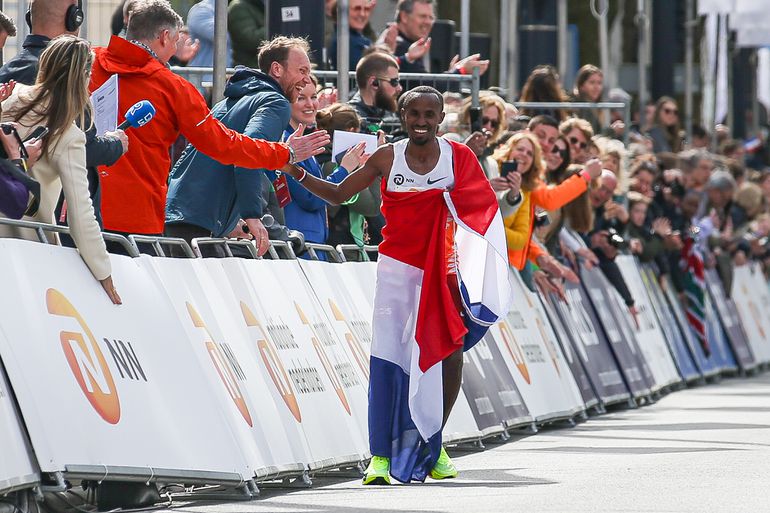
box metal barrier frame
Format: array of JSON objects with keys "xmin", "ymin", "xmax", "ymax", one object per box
[
  {"xmin": 127, "ymin": 235, "xmax": 196, "ymax": 258},
  {"xmin": 171, "ymin": 67, "xmax": 481, "ymax": 109},
  {"xmin": 0, "ymin": 218, "xmax": 138, "ymax": 257},
  {"xmin": 335, "ymin": 244, "xmax": 379, "ymax": 262},
  {"xmin": 191, "ymin": 237, "xmax": 259, "ymax": 259},
  {"xmin": 304, "ymin": 243, "xmax": 344, "ymax": 263}
]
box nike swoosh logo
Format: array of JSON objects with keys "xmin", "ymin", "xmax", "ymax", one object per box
[{"xmin": 426, "ymin": 176, "xmax": 446, "ymax": 185}]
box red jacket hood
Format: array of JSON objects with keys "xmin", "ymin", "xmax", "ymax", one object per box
[{"xmin": 94, "ymin": 36, "xmax": 167, "ymax": 78}]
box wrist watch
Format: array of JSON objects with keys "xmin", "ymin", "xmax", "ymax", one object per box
[{"xmin": 287, "ymin": 144, "xmax": 297, "ymax": 165}]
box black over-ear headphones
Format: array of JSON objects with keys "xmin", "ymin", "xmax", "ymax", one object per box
[{"xmin": 26, "ymin": 0, "xmax": 84, "ymax": 32}]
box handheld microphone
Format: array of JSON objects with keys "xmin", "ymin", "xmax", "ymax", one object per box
[
  {"xmin": 241, "ymin": 215, "xmax": 275, "ymax": 234},
  {"xmin": 117, "ymin": 100, "xmax": 156, "ymax": 130}
]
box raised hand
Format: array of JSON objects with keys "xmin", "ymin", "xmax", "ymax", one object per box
[
  {"xmin": 286, "ymin": 123, "xmax": 330, "ymax": 163},
  {"xmin": 341, "ymin": 142, "xmax": 368, "ymax": 171},
  {"xmin": 0, "ymin": 80, "xmax": 16, "ymax": 102},
  {"xmin": 406, "ymin": 37, "xmax": 431, "ymax": 63},
  {"xmin": 449, "ymin": 53, "xmax": 490, "ymax": 76}
]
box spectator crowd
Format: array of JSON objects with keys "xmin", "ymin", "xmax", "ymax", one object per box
[{"xmin": 2, "ymin": 0, "xmax": 770, "ymax": 343}]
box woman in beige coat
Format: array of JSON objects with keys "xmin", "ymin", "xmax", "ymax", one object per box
[{"xmin": 1, "ymin": 35, "xmax": 121, "ymax": 304}]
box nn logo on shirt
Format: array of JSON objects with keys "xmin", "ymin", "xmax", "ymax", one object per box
[{"xmin": 46, "ymin": 289, "xmax": 122, "ymax": 424}]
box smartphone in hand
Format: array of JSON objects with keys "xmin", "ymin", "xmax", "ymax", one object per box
[
  {"xmin": 469, "ymin": 107, "xmax": 482, "ymax": 133},
  {"xmin": 23, "ymin": 126, "xmax": 49, "ymax": 143},
  {"xmin": 500, "ymin": 160, "xmax": 518, "ymax": 178}
]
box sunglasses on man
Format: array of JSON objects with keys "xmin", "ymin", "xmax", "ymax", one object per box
[
  {"xmin": 569, "ymin": 136, "xmax": 588, "ymax": 150},
  {"xmin": 375, "ymin": 76, "xmax": 400, "ymax": 87}
]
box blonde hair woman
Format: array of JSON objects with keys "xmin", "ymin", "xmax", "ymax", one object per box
[
  {"xmin": 492, "ymin": 131, "xmax": 601, "ymax": 269},
  {"xmin": 1, "ymin": 35, "xmax": 121, "ymax": 304}
]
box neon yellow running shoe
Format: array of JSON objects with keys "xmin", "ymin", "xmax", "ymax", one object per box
[
  {"xmin": 362, "ymin": 456, "xmax": 391, "ymax": 485},
  {"xmin": 429, "ymin": 446, "xmax": 458, "ymax": 480}
]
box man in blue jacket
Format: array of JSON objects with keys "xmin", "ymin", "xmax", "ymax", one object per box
[{"xmin": 165, "ymin": 35, "xmax": 316, "ymax": 255}]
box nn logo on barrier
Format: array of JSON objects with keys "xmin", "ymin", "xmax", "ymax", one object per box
[
  {"xmin": 46, "ymin": 288, "xmax": 136, "ymax": 424},
  {"xmin": 240, "ymin": 302, "xmax": 302, "ymax": 423},
  {"xmin": 187, "ymin": 303, "xmax": 253, "ymax": 427}
]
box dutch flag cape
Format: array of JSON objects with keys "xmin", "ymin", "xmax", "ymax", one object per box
[{"xmin": 369, "ymin": 140, "xmax": 513, "ymax": 482}]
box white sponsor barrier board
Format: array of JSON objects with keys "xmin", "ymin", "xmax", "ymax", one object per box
[
  {"xmin": 731, "ymin": 264, "xmax": 770, "ymax": 364},
  {"xmin": 224, "ymin": 258, "xmax": 368, "ymax": 469},
  {"xmin": 0, "ymin": 346, "xmax": 37, "ymax": 493},
  {"xmin": 0, "ymin": 240, "xmax": 251, "ymax": 483},
  {"xmin": 487, "ymin": 271, "xmax": 585, "ymax": 422},
  {"xmin": 141, "ymin": 256, "xmax": 308, "ymax": 478},
  {"xmin": 300, "ymin": 259, "xmax": 483, "ymax": 444},
  {"xmin": 616, "ymin": 256, "xmax": 682, "ymax": 388}
]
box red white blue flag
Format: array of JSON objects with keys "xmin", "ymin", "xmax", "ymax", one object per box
[{"xmin": 369, "ymin": 141, "xmax": 512, "ymax": 482}]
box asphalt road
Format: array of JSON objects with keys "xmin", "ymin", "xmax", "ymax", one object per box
[{"xmin": 166, "ymin": 372, "xmax": 770, "ymax": 513}]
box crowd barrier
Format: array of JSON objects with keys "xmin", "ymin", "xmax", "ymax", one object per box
[{"xmin": 0, "ymin": 232, "xmax": 769, "ymax": 499}]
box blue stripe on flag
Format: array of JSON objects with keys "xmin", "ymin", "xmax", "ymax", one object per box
[{"xmin": 369, "ymin": 356, "xmax": 442, "ymax": 483}]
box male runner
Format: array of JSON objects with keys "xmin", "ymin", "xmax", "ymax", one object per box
[{"xmin": 281, "ymin": 86, "xmax": 512, "ymax": 484}]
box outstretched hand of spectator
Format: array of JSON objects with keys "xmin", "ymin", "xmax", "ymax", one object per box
[
  {"xmin": 0, "ymin": 80, "xmax": 15, "ymax": 102},
  {"xmin": 341, "ymin": 142, "xmax": 369, "ymax": 171},
  {"xmin": 449, "ymin": 53, "xmax": 490, "ymax": 76},
  {"xmin": 556, "ymin": 261, "xmax": 580, "ymax": 284},
  {"xmin": 584, "ymin": 158, "xmax": 602, "ymax": 180},
  {"xmin": 286, "ymin": 123, "xmax": 330, "ymax": 162},
  {"xmin": 610, "ymin": 120, "xmax": 625, "ymax": 137},
  {"xmin": 533, "ymin": 270, "xmax": 566, "ymax": 303},
  {"xmin": 99, "ymin": 276, "xmax": 122, "ymax": 305},
  {"xmin": 317, "ymin": 88, "xmax": 338, "ymax": 109},
  {"xmin": 406, "ymin": 37, "xmax": 431, "ymax": 63},
  {"xmin": 575, "ymin": 247, "xmax": 599, "ymax": 269},
  {"xmin": 651, "ymin": 217, "xmax": 672, "ymax": 237},
  {"xmin": 175, "ymin": 36, "xmax": 200, "ymax": 64},
  {"xmin": 628, "ymin": 304, "xmax": 640, "ymax": 330},
  {"xmin": 464, "ymin": 131, "xmax": 487, "ymax": 156},
  {"xmin": 381, "ymin": 23, "xmax": 399, "ymax": 53}
]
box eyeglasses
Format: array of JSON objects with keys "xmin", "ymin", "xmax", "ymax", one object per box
[
  {"xmin": 376, "ymin": 77, "xmax": 400, "ymax": 87},
  {"xmin": 482, "ymin": 117, "xmax": 499, "ymax": 129},
  {"xmin": 552, "ymin": 145, "xmax": 567, "ymax": 155},
  {"xmin": 569, "ymin": 136, "xmax": 588, "ymax": 150},
  {"xmin": 663, "ymin": 107, "xmax": 678, "ymax": 115}
]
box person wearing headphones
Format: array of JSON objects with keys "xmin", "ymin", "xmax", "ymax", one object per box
[
  {"xmin": 0, "ymin": 0, "xmax": 128, "ymax": 235},
  {"xmin": 349, "ymin": 50, "xmax": 402, "ymax": 135},
  {"xmin": 0, "ymin": 0, "xmax": 83, "ymax": 84}
]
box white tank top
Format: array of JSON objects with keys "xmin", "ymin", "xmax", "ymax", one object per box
[{"xmin": 386, "ymin": 137, "xmax": 455, "ymax": 192}]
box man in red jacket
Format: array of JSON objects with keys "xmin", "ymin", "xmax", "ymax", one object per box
[{"xmin": 89, "ymin": 0, "xmax": 327, "ymax": 243}]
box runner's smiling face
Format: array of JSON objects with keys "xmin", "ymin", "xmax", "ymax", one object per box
[{"xmin": 401, "ymin": 94, "xmax": 445, "ymax": 146}]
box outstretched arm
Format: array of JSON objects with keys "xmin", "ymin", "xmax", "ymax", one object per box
[{"xmin": 281, "ymin": 143, "xmax": 391, "ymax": 205}]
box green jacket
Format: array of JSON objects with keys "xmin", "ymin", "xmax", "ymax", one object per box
[{"xmin": 228, "ymin": 0, "xmax": 265, "ymax": 69}]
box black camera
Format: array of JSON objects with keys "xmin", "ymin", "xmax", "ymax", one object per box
[
  {"xmin": 0, "ymin": 123, "xmax": 28, "ymax": 160},
  {"xmin": 607, "ymin": 227, "xmax": 629, "ymax": 250}
]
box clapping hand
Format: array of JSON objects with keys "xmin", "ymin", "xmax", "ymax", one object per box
[{"xmin": 0, "ymin": 80, "xmax": 15, "ymax": 102}]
